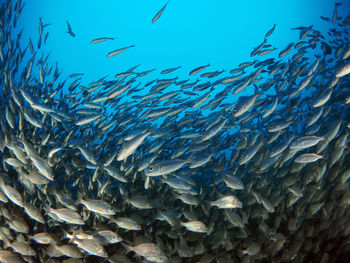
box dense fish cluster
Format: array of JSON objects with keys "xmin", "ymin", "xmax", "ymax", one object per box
[{"xmin": 0, "ymin": 0, "xmax": 350, "ymax": 262}]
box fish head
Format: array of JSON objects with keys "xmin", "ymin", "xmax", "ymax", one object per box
[
  {"xmin": 233, "ymin": 102, "xmax": 246, "ymax": 117},
  {"xmin": 117, "ymin": 149, "xmax": 126, "ymax": 161},
  {"xmin": 201, "ymin": 130, "xmax": 211, "ymax": 141},
  {"xmin": 97, "ymin": 247, "xmax": 108, "ymax": 257},
  {"xmin": 267, "ymin": 123, "xmax": 276, "ymax": 132},
  {"xmin": 145, "ymin": 164, "xmax": 161, "ymax": 176}
]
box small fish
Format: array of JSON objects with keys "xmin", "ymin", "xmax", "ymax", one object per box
[
  {"xmin": 93, "ymin": 230, "xmax": 123, "ymax": 244},
  {"xmin": 189, "ymin": 64, "xmax": 210, "ymax": 76},
  {"xmin": 79, "ymin": 198, "xmax": 115, "ymax": 216},
  {"xmin": 265, "ymin": 24, "xmax": 276, "ymax": 38},
  {"xmin": 30, "ymin": 232, "xmax": 54, "ymax": 244},
  {"xmin": 110, "ymin": 217, "xmax": 141, "ymax": 231},
  {"xmin": 146, "ymin": 159, "xmax": 189, "ymax": 176},
  {"xmin": 90, "ymin": 37, "xmax": 114, "ymax": 44},
  {"xmin": 72, "ymin": 236, "xmax": 108, "ymax": 258},
  {"xmin": 161, "ymin": 66, "xmax": 181, "ymax": 74},
  {"xmin": 232, "ymin": 87, "xmax": 259, "ymax": 117},
  {"xmin": 106, "ymin": 45, "xmax": 135, "ymax": 57},
  {"xmin": 66, "ymin": 20, "xmax": 76, "ymax": 37},
  {"xmin": 223, "ymin": 174, "xmax": 244, "ymax": 190},
  {"xmin": 241, "ymin": 242, "xmax": 261, "ymax": 256},
  {"xmin": 210, "ymin": 195, "xmax": 242, "ymax": 209},
  {"xmin": 202, "ymin": 119, "xmax": 227, "ymax": 141},
  {"xmin": 336, "ymin": 63, "xmax": 350, "ymax": 77},
  {"xmin": 290, "ymin": 136, "xmax": 324, "ymax": 150},
  {"xmin": 181, "ymin": 220, "xmax": 208, "ymax": 233},
  {"xmin": 117, "ymin": 132, "xmax": 151, "ymax": 161},
  {"xmin": 45, "ymin": 206, "xmax": 84, "ymax": 225},
  {"xmin": 152, "ymin": 1, "xmax": 169, "ymax": 24},
  {"xmin": 0, "ymin": 183, "xmax": 24, "ymax": 207},
  {"xmin": 125, "ymin": 242, "xmax": 167, "ymax": 262},
  {"xmin": 294, "ymin": 153, "xmax": 324, "ymax": 163}
]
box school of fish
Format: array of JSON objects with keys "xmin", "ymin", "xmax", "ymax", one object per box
[{"xmin": 0, "ymin": 0, "xmax": 350, "ymax": 262}]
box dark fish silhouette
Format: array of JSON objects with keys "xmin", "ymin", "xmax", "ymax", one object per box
[{"xmin": 66, "ymin": 20, "xmax": 75, "ymax": 37}]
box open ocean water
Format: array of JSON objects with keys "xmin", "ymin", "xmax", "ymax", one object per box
[{"xmin": 0, "ymin": 0, "xmax": 350, "ymax": 262}]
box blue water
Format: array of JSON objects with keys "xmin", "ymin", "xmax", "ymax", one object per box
[{"xmin": 16, "ymin": 0, "xmax": 350, "ymax": 95}]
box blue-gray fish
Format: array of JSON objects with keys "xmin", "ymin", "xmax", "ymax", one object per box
[
  {"xmin": 294, "ymin": 153, "xmax": 324, "ymax": 163},
  {"xmin": 290, "ymin": 136, "xmax": 324, "ymax": 150},
  {"xmin": 152, "ymin": 1, "xmax": 169, "ymax": 24},
  {"xmin": 146, "ymin": 159, "xmax": 189, "ymax": 176},
  {"xmin": 106, "ymin": 45, "xmax": 135, "ymax": 57},
  {"xmin": 90, "ymin": 37, "xmax": 114, "ymax": 44},
  {"xmin": 117, "ymin": 132, "xmax": 151, "ymax": 161}
]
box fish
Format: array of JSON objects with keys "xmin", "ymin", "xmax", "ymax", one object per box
[
  {"xmin": 117, "ymin": 131, "xmax": 151, "ymax": 161},
  {"xmin": 232, "ymin": 87, "xmax": 259, "ymax": 117},
  {"xmin": 90, "ymin": 37, "xmax": 114, "ymax": 44},
  {"xmin": 210, "ymin": 195, "xmax": 242, "ymax": 209},
  {"xmin": 106, "ymin": 45, "xmax": 135, "ymax": 57},
  {"xmin": 72, "ymin": 236, "xmax": 108, "ymax": 258},
  {"xmin": 78, "ymin": 198, "xmax": 116, "ymax": 216},
  {"xmin": 290, "ymin": 136, "xmax": 324, "ymax": 150},
  {"xmin": 125, "ymin": 242, "xmax": 167, "ymax": 262},
  {"xmin": 152, "ymin": 1, "xmax": 169, "ymax": 24},
  {"xmin": 110, "ymin": 217, "xmax": 141, "ymax": 230},
  {"xmin": 45, "ymin": 206, "xmax": 85, "ymax": 225},
  {"xmin": 336, "ymin": 62, "xmax": 350, "ymax": 77},
  {"xmin": 161, "ymin": 66, "xmax": 181, "ymax": 74},
  {"xmin": 189, "ymin": 64, "xmax": 210, "ymax": 76},
  {"xmin": 265, "ymin": 24, "xmax": 276, "ymax": 38},
  {"xmin": 223, "ymin": 174, "xmax": 244, "ymax": 190},
  {"xmin": 181, "ymin": 220, "xmax": 208, "ymax": 233},
  {"xmin": 294, "ymin": 153, "xmax": 324, "ymax": 163},
  {"xmin": 146, "ymin": 159, "xmax": 189, "ymax": 176},
  {"xmin": 66, "ymin": 20, "xmax": 75, "ymax": 37}
]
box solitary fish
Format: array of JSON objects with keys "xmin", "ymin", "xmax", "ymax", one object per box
[
  {"xmin": 90, "ymin": 37, "xmax": 114, "ymax": 44},
  {"xmin": 66, "ymin": 20, "xmax": 75, "ymax": 37},
  {"xmin": 152, "ymin": 1, "xmax": 169, "ymax": 24},
  {"xmin": 106, "ymin": 45, "xmax": 135, "ymax": 57}
]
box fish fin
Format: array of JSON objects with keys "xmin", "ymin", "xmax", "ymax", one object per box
[
  {"xmin": 76, "ymin": 191, "xmax": 83, "ymax": 205},
  {"xmin": 121, "ymin": 241, "xmax": 133, "ymax": 253}
]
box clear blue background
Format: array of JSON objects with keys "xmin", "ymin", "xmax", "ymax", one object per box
[{"xmin": 16, "ymin": 0, "xmax": 350, "ymax": 86}]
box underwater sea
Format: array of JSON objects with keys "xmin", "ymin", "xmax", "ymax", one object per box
[{"xmin": 0, "ymin": 0, "xmax": 350, "ymax": 262}]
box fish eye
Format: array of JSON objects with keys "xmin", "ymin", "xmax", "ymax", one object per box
[
  {"xmin": 233, "ymin": 107, "xmax": 238, "ymax": 112},
  {"xmin": 149, "ymin": 167, "xmax": 153, "ymax": 171},
  {"xmin": 291, "ymin": 141, "xmax": 296, "ymax": 145},
  {"xmin": 202, "ymin": 132, "xmax": 206, "ymax": 136}
]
